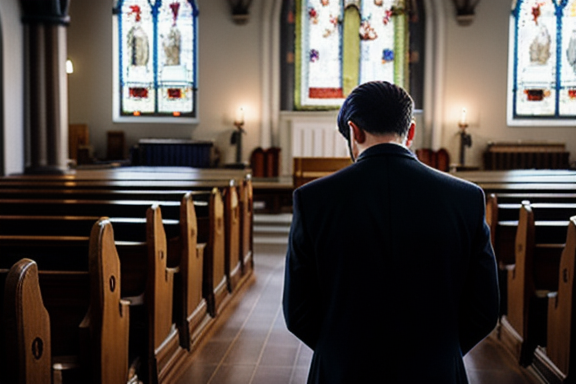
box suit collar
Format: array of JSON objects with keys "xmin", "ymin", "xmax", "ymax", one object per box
[{"xmin": 356, "ymin": 143, "xmax": 417, "ymax": 162}]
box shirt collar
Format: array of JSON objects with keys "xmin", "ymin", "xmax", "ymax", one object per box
[{"xmin": 356, "ymin": 142, "xmax": 418, "ymax": 162}]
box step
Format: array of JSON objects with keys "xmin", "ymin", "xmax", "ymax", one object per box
[
  {"xmin": 254, "ymin": 213, "xmax": 293, "ymax": 225},
  {"xmin": 253, "ymin": 225, "xmax": 291, "ymax": 234},
  {"xmin": 253, "ymin": 236, "xmax": 289, "ymax": 245}
]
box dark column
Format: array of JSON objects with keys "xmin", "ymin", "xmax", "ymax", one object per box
[{"xmin": 20, "ymin": 0, "xmax": 70, "ymax": 174}]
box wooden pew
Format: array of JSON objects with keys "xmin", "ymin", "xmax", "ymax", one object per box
[
  {"xmin": 0, "ymin": 206, "xmax": 185, "ymax": 384},
  {"xmin": 3, "ymin": 258, "xmax": 52, "ymax": 384},
  {"xmin": 142, "ymin": 205, "xmax": 180, "ymax": 384},
  {"xmin": 79, "ymin": 218, "xmax": 131, "ymax": 384},
  {"xmin": 0, "ymin": 170, "xmax": 254, "ymax": 287},
  {"xmin": 0, "ymin": 196, "xmax": 230, "ymax": 382},
  {"xmin": 0, "ymin": 168, "xmax": 254, "ymax": 382},
  {"xmin": 532, "ymin": 216, "xmax": 576, "ymax": 384},
  {"xmin": 486, "ymin": 194, "xmax": 576, "ymax": 267},
  {"xmin": 0, "ymin": 194, "xmax": 229, "ymax": 311},
  {"xmin": 0, "ymin": 182, "xmax": 253, "ymax": 290},
  {"xmin": 80, "ymin": 219, "xmax": 130, "ymax": 384},
  {"xmin": 493, "ymin": 192, "xmax": 576, "ymax": 205},
  {"xmin": 499, "ymin": 202, "xmax": 568, "ymax": 366},
  {"xmin": 3, "ymin": 219, "xmax": 132, "ymax": 384},
  {"xmin": 292, "ymin": 157, "xmax": 352, "ymax": 188}
]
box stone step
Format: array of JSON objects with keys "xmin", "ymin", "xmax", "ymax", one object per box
[
  {"xmin": 253, "ymin": 213, "xmax": 292, "ymax": 245},
  {"xmin": 253, "ymin": 225, "xmax": 290, "ymax": 234},
  {"xmin": 254, "ymin": 213, "xmax": 293, "ymax": 225}
]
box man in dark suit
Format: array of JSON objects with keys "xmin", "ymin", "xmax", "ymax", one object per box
[{"xmin": 283, "ymin": 81, "xmax": 499, "ymax": 384}]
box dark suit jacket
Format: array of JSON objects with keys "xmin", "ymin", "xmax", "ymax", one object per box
[{"xmin": 283, "ymin": 143, "xmax": 499, "ymax": 384}]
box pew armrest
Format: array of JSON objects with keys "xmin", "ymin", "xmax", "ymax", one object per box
[
  {"xmin": 547, "ymin": 290, "xmax": 558, "ymax": 310},
  {"xmin": 122, "ymin": 293, "xmax": 145, "ymax": 306},
  {"xmin": 52, "ymin": 356, "xmax": 83, "ymax": 384}
]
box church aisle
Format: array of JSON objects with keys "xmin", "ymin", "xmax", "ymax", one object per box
[{"xmin": 174, "ymin": 243, "xmax": 540, "ymax": 384}]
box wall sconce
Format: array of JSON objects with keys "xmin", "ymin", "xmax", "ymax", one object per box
[
  {"xmin": 66, "ymin": 59, "xmax": 74, "ymax": 74},
  {"xmin": 458, "ymin": 108, "xmax": 472, "ymax": 165},
  {"xmin": 228, "ymin": 0, "xmax": 252, "ymax": 25},
  {"xmin": 452, "ymin": 0, "xmax": 480, "ymax": 26},
  {"xmin": 231, "ymin": 107, "xmax": 246, "ymax": 165}
]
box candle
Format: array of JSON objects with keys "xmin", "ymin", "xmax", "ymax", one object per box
[
  {"xmin": 459, "ymin": 108, "xmax": 467, "ymax": 126},
  {"xmin": 235, "ymin": 107, "xmax": 245, "ymax": 126}
]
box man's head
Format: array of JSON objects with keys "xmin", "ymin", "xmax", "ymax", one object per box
[{"xmin": 337, "ymin": 81, "xmax": 415, "ymax": 153}]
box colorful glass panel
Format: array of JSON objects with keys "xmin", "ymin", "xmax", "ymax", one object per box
[
  {"xmin": 560, "ymin": 0, "xmax": 576, "ymax": 115},
  {"xmin": 298, "ymin": 0, "xmax": 344, "ymax": 108},
  {"xmin": 295, "ymin": 0, "xmax": 407, "ymax": 110},
  {"xmin": 359, "ymin": 0, "xmax": 397, "ymax": 84},
  {"xmin": 116, "ymin": 0, "xmax": 198, "ymax": 118},
  {"xmin": 510, "ymin": 0, "xmax": 576, "ymax": 120}
]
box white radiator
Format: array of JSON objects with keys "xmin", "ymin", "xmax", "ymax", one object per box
[{"xmin": 291, "ymin": 119, "xmax": 349, "ymax": 158}]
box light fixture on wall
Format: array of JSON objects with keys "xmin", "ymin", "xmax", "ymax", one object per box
[
  {"xmin": 231, "ymin": 107, "xmax": 246, "ymax": 165},
  {"xmin": 66, "ymin": 59, "xmax": 74, "ymax": 74},
  {"xmin": 227, "ymin": 0, "xmax": 252, "ymax": 25},
  {"xmin": 458, "ymin": 108, "xmax": 472, "ymax": 166},
  {"xmin": 452, "ymin": 0, "xmax": 480, "ymax": 26}
]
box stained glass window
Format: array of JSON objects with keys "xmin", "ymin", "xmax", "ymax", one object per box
[
  {"xmin": 295, "ymin": 0, "xmax": 408, "ymax": 110},
  {"xmin": 114, "ymin": 0, "xmax": 198, "ymax": 119},
  {"xmin": 509, "ymin": 0, "xmax": 576, "ymax": 122}
]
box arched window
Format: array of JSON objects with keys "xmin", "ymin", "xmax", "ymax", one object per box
[
  {"xmin": 281, "ymin": 0, "xmax": 423, "ymax": 111},
  {"xmin": 508, "ymin": 0, "xmax": 576, "ymax": 125},
  {"xmin": 113, "ymin": 0, "xmax": 198, "ymax": 121}
]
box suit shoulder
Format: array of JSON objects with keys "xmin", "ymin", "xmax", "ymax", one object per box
[
  {"xmin": 428, "ymin": 167, "xmax": 484, "ymax": 193},
  {"xmin": 295, "ymin": 163, "xmax": 356, "ymax": 194}
]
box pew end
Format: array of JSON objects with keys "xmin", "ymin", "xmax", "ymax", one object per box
[
  {"xmin": 501, "ymin": 201, "xmax": 567, "ymax": 367},
  {"xmin": 531, "ymin": 216, "xmax": 576, "ymax": 384},
  {"xmin": 3, "ymin": 259, "xmax": 52, "ymax": 384}
]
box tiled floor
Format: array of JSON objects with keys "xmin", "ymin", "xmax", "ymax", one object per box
[{"xmin": 174, "ymin": 243, "xmax": 540, "ymax": 384}]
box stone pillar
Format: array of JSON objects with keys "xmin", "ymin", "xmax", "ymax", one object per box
[{"xmin": 20, "ymin": 0, "xmax": 70, "ymax": 174}]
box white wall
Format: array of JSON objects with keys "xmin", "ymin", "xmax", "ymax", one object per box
[{"xmin": 0, "ymin": 0, "xmax": 25, "ymax": 175}]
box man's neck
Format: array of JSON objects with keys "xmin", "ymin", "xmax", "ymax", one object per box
[{"xmin": 355, "ymin": 133, "xmax": 405, "ymax": 157}]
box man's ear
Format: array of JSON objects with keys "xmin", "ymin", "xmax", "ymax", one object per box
[
  {"xmin": 405, "ymin": 121, "xmax": 416, "ymax": 148},
  {"xmin": 348, "ymin": 121, "xmax": 366, "ymax": 144}
]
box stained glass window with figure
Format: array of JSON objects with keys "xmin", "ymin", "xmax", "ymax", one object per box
[
  {"xmin": 509, "ymin": 0, "xmax": 576, "ymax": 123},
  {"xmin": 114, "ymin": 0, "xmax": 198, "ymax": 119}
]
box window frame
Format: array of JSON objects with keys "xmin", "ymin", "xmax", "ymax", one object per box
[
  {"xmin": 507, "ymin": 0, "xmax": 576, "ymax": 126},
  {"xmin": 112, "ymin": 0, "xmax": 199, "ymax": 124}
]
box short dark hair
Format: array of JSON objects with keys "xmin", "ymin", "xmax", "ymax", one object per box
[{"xmin": 337, "ymin": 81, "xmax": 414, "ymax": 142}]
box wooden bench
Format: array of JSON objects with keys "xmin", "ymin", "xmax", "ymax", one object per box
[
  {"xmin": 0, "ymin": 194, "xmax": 230, "ymax": 314},
  {"xmin": 491, "ymin": 192, "xmax": 576, "ymax": 205},
  {"xmin": 500, "ymin": 202, "xmax": 569, "ymax": 366},
  {"xmin": 3, "ymin": 258, "xmax": 52, "ymax": 384},
  {"xmin": 2, "ymin": 218, "xmax": 131, "ymax": 384},
  {"xmin": 0, "ymin": 206, "xmax": 188, "ymax": 384},
  {"xmin": 0, "ymin": 180, "xmax": 254, "ymax": 288},
  {"xmin": 532, "ymin": 216, "xmax": 576, "ymax": 384},
  {"xmin": 292, "ymin": 157, "xmax": 352, "ymax": 188},
  {"xmin": 486, "ymin": 194, "xmax": 576, "ymax": 267},
  {"xmin": 0, "ymin": 168, "xmax": 255, "ymax": 383}
]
